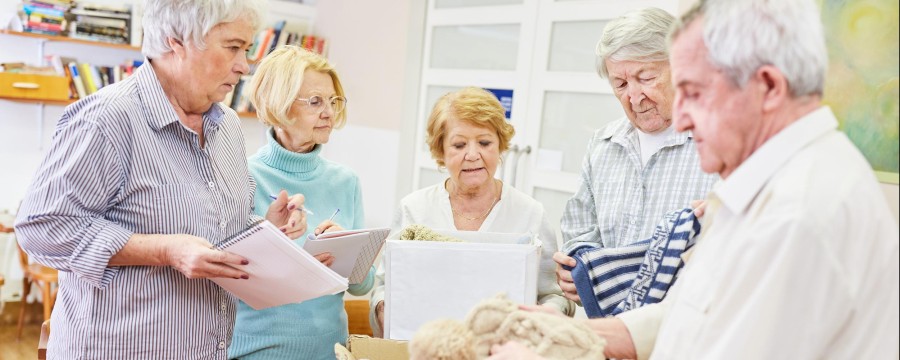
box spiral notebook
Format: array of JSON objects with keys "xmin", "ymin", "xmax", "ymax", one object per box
[
  {"xmin": 211, "ymin": 220, "xmax": 348, "ymax": 310},
  {"xmin": 302, "ymin": 228, "xmax": 390, "ymax": 284}
]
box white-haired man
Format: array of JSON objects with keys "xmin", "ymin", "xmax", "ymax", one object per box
[{"xmin": 491, "ymin": 0, "xmax": 899, "ymax": 358}]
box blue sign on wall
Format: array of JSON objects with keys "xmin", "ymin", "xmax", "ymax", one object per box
[{"xmin": 485, "ymin": 88, "xmax": 513, "ymax": 120}]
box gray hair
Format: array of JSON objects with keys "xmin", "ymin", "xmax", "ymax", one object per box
[
  {"xmin": 596, "ymin": 7, "xmax": 675, "ymax": 79},
  {"xmin": 142, "ymin": 0, "xmax": 267, "ymax": 59},
  {"xmin": 670, "ymin": 0, "xmax": 827, "ymax": 97}
]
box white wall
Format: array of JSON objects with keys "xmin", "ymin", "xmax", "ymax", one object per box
[{"xmin": 311, "ymin": 0, "xmax": 424, "ymax": 228}]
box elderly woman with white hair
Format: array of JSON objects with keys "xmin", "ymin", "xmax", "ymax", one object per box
[
  {"xmin": 14, "ymin": 1, "xmax": 309, "ymax": 358},
  {"xmin": 227, "ymin": 45, "xmax": 373, "ymax": 360},
  {"xmin": 554, "ymin": 7, "xmax": 717, "ymax": 304}
]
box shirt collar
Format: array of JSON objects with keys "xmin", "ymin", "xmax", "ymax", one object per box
[
  {"xmin": 136, "ymin": 59, "xmax": 226, "ymax": 131},
  {"xmin": 713, "ymin": 106, "xmax": 838, "ymax": 215},
  {"xmin": 601, "ymin": 116, "xmax": 693, "ymax": 147}
]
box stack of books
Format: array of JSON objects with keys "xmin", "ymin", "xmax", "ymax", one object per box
[
  {"xmin": 225, "ymin": 21, "xmax": 329, "ymax": 115},
  {"xmin": 69, "ymin": 3, "xmax": 131, "ymax": 45},
  {"xmin": 21, "ymin": 0, "xmax": 73, "ymax": 36},
  {"xmin": 246, "ymin": 20, "xmax": 329, "ymax": 63},
  {"xmin": 44, "ymin": 55, "xmax": 143, "ymax": 99}
]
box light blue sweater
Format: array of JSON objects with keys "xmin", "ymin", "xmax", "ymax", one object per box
[{"xmin": 229, "ymin": 129, "xmax": 375, "ymax": 360}]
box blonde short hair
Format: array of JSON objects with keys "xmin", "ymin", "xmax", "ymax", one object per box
[
  {"xmin": 247, "ymin": 45, "xmax": 347, "ymax": 128},
  {"xmin": 425, "ymin": 87, "xmax": 515, "ymax": 167}
]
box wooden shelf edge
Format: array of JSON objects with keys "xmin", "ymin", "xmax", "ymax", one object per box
[
  {"xmin": 0, "ymin": 30, "xmax": 141, "ymax": 51},
  {"xmin": 0, "ymin": 96, "xmax": 75, "ymax": 106},
  {"xmin": 0, "ymin": 96, "xmax": 259, "ymax": 119}
]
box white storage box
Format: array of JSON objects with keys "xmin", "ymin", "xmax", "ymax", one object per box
[{"xmin": 383, "ymin": 230, "xmax": 540, "ymax": 340}]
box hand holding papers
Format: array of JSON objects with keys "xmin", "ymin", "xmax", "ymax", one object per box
[
  {"xmin": 211, "ymin": 220, "xmax": 348, "ymax": 310},
  {"xmin": 303, "ymin": 228, "xmax": 390, "ymax": 284}
]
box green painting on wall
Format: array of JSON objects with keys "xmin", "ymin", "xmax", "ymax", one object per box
[{"xmin": 819, "ymin": 0, "xmax": 899, "ymax": 183}]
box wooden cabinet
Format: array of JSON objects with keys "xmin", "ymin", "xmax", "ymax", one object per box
[{"xmin": 0, "ymin": 73, "xmax": 70, "ymax": 102}]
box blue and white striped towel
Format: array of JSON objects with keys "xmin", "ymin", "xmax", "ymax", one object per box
[{"xmin": 565, "ymin": 208, "xmax": 700, "ymax": 318}]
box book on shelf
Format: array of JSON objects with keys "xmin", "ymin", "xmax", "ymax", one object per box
[
  {"xmin": 21, "ymin": 1, "xmax": 71, "ymax": 36},
  {"xmin": 220, "ymin": 21, "xmax": 330, "ymax": 115},
  {"xmin": 41, "ymin": 55, "xmax": 141, "ymax": 99},
  {"xmin": 66, "ymin": 62, "xmax": 86, "ymax": 99},
  {"xmin": 69, "ymin": 2, "xmax": 132, "ymax": 45},
  {"xmin": 247, "ymin": 21, "xmax": 329, "ymax": 62}
]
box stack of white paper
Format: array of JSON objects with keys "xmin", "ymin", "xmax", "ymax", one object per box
[
  {"xmin": 212, "ymin": 221, "xmax": 348, "ymax": 310},
  {"xmin": 302, "ymin": 228, "xmax": 390, "ymax": 284}
]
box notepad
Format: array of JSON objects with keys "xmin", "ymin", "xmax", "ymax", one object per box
[
  {"xmin": 303, "ymin": 228, "xmax": 390, "ymax": 284},
  {"xmin": 211, "ymin": 220, "xmax": 348, "ymax": 310}
]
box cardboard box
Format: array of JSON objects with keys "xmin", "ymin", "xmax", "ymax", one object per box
[
  {"xmin": 347, "ymin": 335, "xmax": 409, "ymax": 360},
  {"xmin": 384, "ymin": 231, "xmax": 540, "ymax": 340}
]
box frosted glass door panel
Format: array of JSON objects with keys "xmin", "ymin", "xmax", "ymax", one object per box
[
  {"xmin": 435, "ymin": 0, "xmax": 522, "ymax": 8},
  {"xmin": 548, "ymin": 20, "xmax": 608, "ymax": 72},
  {"xmin": 419, "ymin": 168, "xmax": 447, "ymax": 189},
  {"xmin": 532, "ymin": 187, "xmax": 575, "ymax": 249},
  {"xmin": 426, "ymin": 85, "xmax": 463, "ymax": 113},
  {"xmin": 539, "ymin": 91, "xmax": 624, "ymax": 173},
  {"xmin": 430, "ymin": 25, "xmax": 520, "ymax": 70}
]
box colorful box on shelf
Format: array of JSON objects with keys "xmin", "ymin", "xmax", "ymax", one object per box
[{"xmin": 0, "ymin": 73, "xmax": 70, "ymax": 101}]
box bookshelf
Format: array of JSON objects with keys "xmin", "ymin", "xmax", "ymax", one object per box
[
  {"xmin": 0, "ymin": 30, "xmax": 140, "ymax": 51},
  {"xmin": 0, "ymin": 94, "xmax": 259, "ymax": 120}
]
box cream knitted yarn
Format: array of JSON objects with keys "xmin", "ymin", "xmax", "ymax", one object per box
[
  {"xmin": 399, "ymin": 224, "xmax": 465, "ymax": 242},
  {"xmin": 334, "ymin": 343, "xmax": 356, "ymax": 360},
  {"xmin": 409, "ymin": 319, "xmax": 477, "ymax": 360},
  {"xmin": 411, "ymin": 294, "xmax": 606, "ymax": 360}
]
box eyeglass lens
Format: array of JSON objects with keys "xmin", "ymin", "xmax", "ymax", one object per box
[{"xmin": 307, "ymin": 95, "xmax": 346, "ymax": 114}]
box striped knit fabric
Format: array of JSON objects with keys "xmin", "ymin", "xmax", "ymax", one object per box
[{"xmin": 566, "ymin": 208, "xmax": 700, "ymax": 318}]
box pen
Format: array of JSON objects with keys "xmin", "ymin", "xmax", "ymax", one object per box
[
  {"xmin": 268, "ymin": 194, "xmax": 314, "ymax": 215},
  {"xmin": 308, "ymin": 208, "xmax": 341, "ymax": 241}
]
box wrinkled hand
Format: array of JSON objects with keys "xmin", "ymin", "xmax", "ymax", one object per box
[
  {"xmin": 487, "ymin": 341, "xmax": 546, "ymax": 360},
  {"xmin": 553, "ymin": 251, "xmax": 581, "ymax": 303},
  {"xmin": 691, "ymin": 199, "xmax": 707, "ymax": 218},
  {"xmin": 315, "ymin": 252, "xmax": 335, "ymax": 267},
  {"xmin": 266, "ymin": 190, "xmax": 307, "ymax": 239},
  {"xmin": 376, "ymin": 300, "xmax": 385, "ymax": 336},
  {"xmin": 165, "ymin": 234, "xmax": 249, "ymax": 279},
  {"xmin": 314, "ymin": 220, "xmax": 343, "ymax": 236}
]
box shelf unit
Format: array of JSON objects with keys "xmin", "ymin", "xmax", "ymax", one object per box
[
  {"xmin": 0, "ymin": 95, "xmax": 257, "ymax": 119},
  {"xmin": 0, "ymin": 30, "xmax": 140, "ymax": 51},
  {"xmin": 0, "ymin": 30, "xmax": 262, "ymax": 118}
]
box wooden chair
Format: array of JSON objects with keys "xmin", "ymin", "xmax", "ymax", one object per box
[
  {"xmin": 16, "ymin": 242, "xmax": 59, "ymax": 341},
  {"xmin": 344, "ymin": 299, "xmax": 373, "ymax": 337},
  {"xmin": 38, "ymin": 319, "xmax": 50, "ymax": 360}
]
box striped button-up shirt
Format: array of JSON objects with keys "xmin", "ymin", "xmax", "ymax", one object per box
[
  {"xmin": 15, "ymin": 61, "xmax": 259, "ymax": 359},
  {"xmin": 561, "ymin": 117, "xmax": 717, "ymax": 251}
]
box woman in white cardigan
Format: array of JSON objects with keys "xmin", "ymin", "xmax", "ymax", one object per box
[{"xmin": 369, "ymin": 87, "xmax": 575, "ymax": 337}]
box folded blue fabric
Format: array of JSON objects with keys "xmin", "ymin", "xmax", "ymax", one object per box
[{"xmin": 565, "ymin": 208, "xmax": 700, "ymax": 318}]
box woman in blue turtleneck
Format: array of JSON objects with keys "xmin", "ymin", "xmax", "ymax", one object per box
[{"xmin": 228, "ymin": 45, "xmax": 374, "ymax": 360}]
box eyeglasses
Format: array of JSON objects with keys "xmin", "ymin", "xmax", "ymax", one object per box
[{"xmin": 295, "ymin": 95, "xmax": 347, "ymax": 114}]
